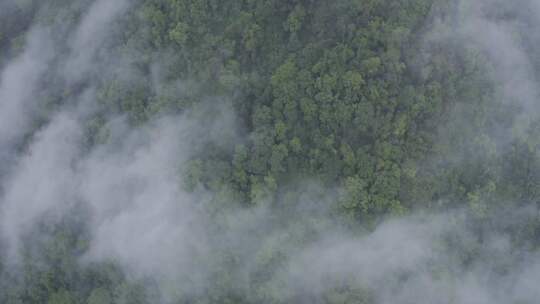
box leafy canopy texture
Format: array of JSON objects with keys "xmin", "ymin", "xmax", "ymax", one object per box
[{"xmin": 1, "ymin": 0, "xmax": 540, "ymax": 303}]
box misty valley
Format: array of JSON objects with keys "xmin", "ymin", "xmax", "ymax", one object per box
[{"xmin": 1, "ymin": 0, "xmax": 540, "ymax": 303}]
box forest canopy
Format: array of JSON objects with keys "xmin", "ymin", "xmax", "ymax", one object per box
[{"xmin": 0, "ymin": 0, "xmax": 540, "ymax": 303}]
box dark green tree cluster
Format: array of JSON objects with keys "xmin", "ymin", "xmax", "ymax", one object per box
[
  {"xmin": 2, "ymin": 0, "xmax": 540, "ymax": 303},
  {"xmin": 115, "ymin": 0, "xmax": 438, "ymax": 220}
]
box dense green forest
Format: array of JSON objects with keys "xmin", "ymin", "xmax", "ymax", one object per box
[{"xmin": 0, "ymin": 0, "xmax": 540, "ymax": 303}]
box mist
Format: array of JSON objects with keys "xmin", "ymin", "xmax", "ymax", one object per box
[{"xmin": 0, "ymin": 0, "xmax": 540, "ymax": 303}]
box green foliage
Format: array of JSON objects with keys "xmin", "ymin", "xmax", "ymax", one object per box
[
  {"xmin": 87, "ymin": 288, "xmax": 112, "ymax": 304},
  {"xmin": 4, "ymin": 0, "xmax": 540, "ymax": 303},
  {"xmin": 47, "ymin": 290, "xmax": 75, "ymax": 304}
]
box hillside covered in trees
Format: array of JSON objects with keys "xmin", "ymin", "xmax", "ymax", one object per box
[{"xmin": 1, "ymin": 0, "xmax": 540, "ymax": 303}]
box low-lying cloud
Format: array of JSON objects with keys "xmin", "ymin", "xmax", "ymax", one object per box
[{"xmin": 0, "ymin": 0, "xmax": 540, "ymax": 303}]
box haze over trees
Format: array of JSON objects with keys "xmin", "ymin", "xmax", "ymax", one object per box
[{"xmin": 0, "ymin": 0, "xmax": 540, "ymax": 303}]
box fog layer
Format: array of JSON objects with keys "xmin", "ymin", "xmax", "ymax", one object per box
[{"xmin": 0, "ymin": 0, "xmax": 540, "ymax": 303}]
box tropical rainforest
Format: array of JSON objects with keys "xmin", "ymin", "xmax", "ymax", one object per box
[{"xmin": 1, "ymin": 0, "xmax": 540, "ymax": 303}]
